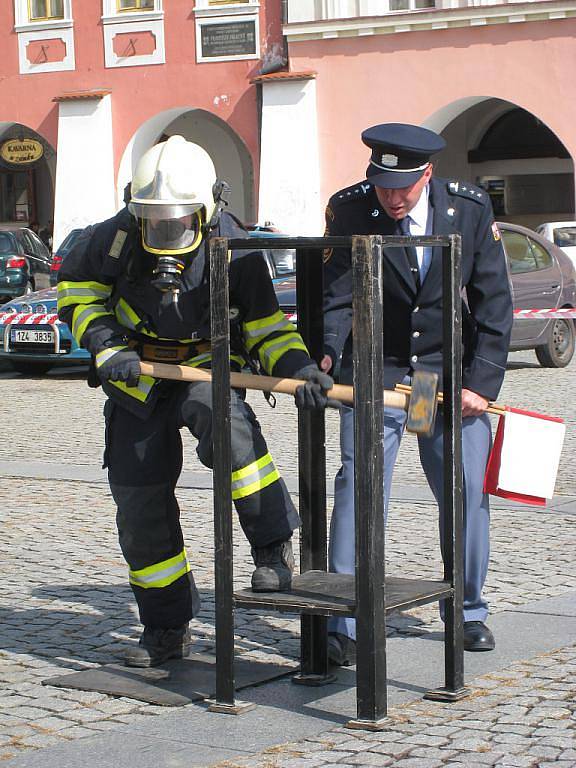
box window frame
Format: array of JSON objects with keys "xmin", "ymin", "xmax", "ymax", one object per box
[
  {"xmin": 116, "ymin": 0, "xmax": 155, "ymax": 12},
  {"xmin": 14, "ymin": 0, "xmax": 73, "ymax": 29},
  {"xmin": 28, "ymin": 0, "xmax": 64, "ymax": 21}
]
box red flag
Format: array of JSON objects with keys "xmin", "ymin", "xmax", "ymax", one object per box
[{"xmin": 484, "ymin": 407, "xmax": 565, "ymax": 506}]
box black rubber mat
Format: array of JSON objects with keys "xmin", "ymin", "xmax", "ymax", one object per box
[{"xmin": 43, "ymin": 653, "xmax": 297, "ymax": 707}]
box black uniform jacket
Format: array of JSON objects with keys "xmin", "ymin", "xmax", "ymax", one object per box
[
  {"xmin": 323, "ymin": 177, "xmax": 513, "ymax": 401},
  {"xmin": 57, "ymin": 209, "xmax": 313, "ymax": 416}
]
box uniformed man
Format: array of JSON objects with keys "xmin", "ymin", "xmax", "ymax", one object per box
[
  {"xmin": 321, "ymin": 123, "xmax": 513, "ymax": 664},
  {"xmin": 57, "ymin": 136, "xmax": 332, "ymax": 667}
]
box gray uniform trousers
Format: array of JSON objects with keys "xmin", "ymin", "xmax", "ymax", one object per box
[{"xmin": 328, "ymin": 403, "xmax": 492, "ymax": 640}]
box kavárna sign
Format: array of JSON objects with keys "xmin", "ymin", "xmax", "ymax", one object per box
[{"xmin": 0, "ymin": 139, "xmax": 44, "ymax": 165}]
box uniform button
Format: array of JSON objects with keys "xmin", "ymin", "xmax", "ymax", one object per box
[
  {"xmin": 412, "ymin": 331, "xmax": 420, "ymax": 338},
  {"xmin": 413, "ymin": 306, "xmax": 420, "ymax": 313},
  {"xmin": 411, "ymin": 355, "xmax": 418, "ymax": 363}
]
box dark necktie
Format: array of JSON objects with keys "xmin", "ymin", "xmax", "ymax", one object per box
[{"xmin": 396, "ymin": 216, "xmax": 420, "ymax": 289}]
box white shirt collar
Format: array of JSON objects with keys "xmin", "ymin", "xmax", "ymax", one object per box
[{"xmin": 407, "ymin": 184, "xmax": 429, "ymax": 231}]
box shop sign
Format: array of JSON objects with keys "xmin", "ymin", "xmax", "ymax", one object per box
[
  {"xmin": 200, "ymin": 20, "xmax": 256, "ymax": 59},
  {"xmin": 0, "ymin": 138, "xmax": 44, "ymax": 165}
]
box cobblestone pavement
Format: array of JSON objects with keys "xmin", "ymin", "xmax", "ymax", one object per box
[{"xmin": 0, "ymin": 350, "xmax": 574, "ymax": 765}]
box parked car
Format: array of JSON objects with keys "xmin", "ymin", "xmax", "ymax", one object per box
[
  {"xmin": 0, "ymin": 287, "xmax": 90, "ymax": 375},
  {"xmin": 503, "ymin": 222, "xmax": 576, "ymax": 367},
  {"xmin": 273, "ymin": 221, "xmax": 576, "ymax": 368},
  {"xmin": 49, "ymin": 228, "xmax": 84, "ymax": 286},
  {"xmin": 247, "ymin": 226, "xmax": 296, "ymax": 279},
  {"xmin": 0, "ymin": 227, "xmax": 52, "ymax": 302},
  {"xmin": 535, "ymin": 221, "xmax": 576, "ymax": 271}
]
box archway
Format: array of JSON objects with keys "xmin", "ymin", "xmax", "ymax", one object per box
[
  {"xmin": 117, "ymin": 109, "xmax": 254, "ymax": 223},
  {"xmin": 424, "ymin": 99, "xmax": 574, "ymax": 228},
  {"xmin": 0, "ymin": 122, "xmax": 56, "ymax": 244}
]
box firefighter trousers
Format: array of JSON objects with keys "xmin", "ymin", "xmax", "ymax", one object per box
[{"xmin": 103, "ymin": 380, "xmax": 300, "ymax": 629}]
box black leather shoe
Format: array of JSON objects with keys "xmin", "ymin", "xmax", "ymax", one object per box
[
  {"xmin": 463, "ymin": 621, "xmax": 495, "ymax": 652},
  {"xmin": 328, "ymin": 632, "xmax": 356, "ymax": 666}
]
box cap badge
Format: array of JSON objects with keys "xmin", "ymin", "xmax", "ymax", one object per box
[{"xmin": 380, "ymin": 154, "xmax": 399, "ymax": 168}]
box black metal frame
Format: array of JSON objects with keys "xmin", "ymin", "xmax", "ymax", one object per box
[{"xmin": 208, "ymin": 232, "xmax": 467, "ymax": 726}]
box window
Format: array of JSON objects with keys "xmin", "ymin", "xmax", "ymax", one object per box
[
  {"xmin": 529, "ymin": 238, "xmax": 553, "ymax": 271},
  {"xmin": 554, "ymin": 227, "xmax": 576, "ymax": 249},
  {"xmin": 503, "ymin": 232, "xmax": 537, "ymax": 275},
  {"xmin": 28, "ymin": 0, "xmax": 64, "ymax": 20},
  {"xmin": 503, "ymin": 232, "xmax": 553, "ymax": 274},
  {"xmin": 117, "ymin": 0, "xmax": 154, "ymax": 10}
]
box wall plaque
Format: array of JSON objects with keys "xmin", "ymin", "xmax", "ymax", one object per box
[{"xmin": 200, "ymin": 19, "xmax": 257, "ymax": 59}]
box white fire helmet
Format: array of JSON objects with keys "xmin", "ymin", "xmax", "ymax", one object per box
[{"xmin": 129, "ymin": 135, "xmax": 217, "ymax": 256}]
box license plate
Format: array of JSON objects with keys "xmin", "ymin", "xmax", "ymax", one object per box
[{"xmin": 10, "ymin": 328, "xmax": 55, "ymax": 344}]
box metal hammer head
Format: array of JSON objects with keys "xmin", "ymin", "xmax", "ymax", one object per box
[{"xmin": 405, "ymin": 370, "xmax": 439, "ymax": 437}]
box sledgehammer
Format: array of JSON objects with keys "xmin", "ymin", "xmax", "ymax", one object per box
[{"xmin": 139, "ymin": 362, "xmax": 440, "ymax": 436}]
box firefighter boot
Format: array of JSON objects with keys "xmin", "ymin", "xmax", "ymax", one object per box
[
  {"xmin": 124, "ymin": 624, "xmax": 192, "ymax": 667},
  {"xmin": 251, "ymin": 539, "xmax": 294, "ymax": 592}
]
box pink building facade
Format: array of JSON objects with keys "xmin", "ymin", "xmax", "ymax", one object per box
[
  {"xmin": 256, "ymin": 0, "xmax": 576, "ymax": 235},
  {"xmin": 1, "ymin": 0, "xmax": 575, "ymax": 247},
  {"xmin": 0, "ymin": 0, "xmax": 284, "ymax": 248}
]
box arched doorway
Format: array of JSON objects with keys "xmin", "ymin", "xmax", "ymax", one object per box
[
  {"xmin": 118, "ymin": 109, "xmax": 254, "ymax": 223},
  {"xmin": 425, "ymin": 99, "xmax": 574, "ymax": 229},
  {"xmin": 0, "ymin": 123, "xmax": 56, "ymax": 245}
]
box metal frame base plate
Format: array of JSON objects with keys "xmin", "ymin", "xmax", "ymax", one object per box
[
  {"xmin": 207, "ymin": 699, "xmax": 256, "ymax": 715},
  {"xmin": 424, "ymin": 686, "xmax": 470, "ymax": 702}
]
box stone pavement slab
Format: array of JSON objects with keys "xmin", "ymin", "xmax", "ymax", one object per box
[{"xmin": 3, "ymin": 592, "xmax": 575, "ymax": 768}]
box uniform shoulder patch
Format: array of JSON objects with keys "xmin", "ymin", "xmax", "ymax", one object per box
[
  {"xmin": 330, "ymin": 181, "xmax": 372, "ymax": 209},
  {"xmin": 446, "ymin": 180, "xmax": 487, "ymax": 205}
]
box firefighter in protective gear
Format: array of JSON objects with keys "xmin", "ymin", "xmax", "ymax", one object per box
[{"xmin": 57, "ymin": 136, "xmax": 332, "ymax": 667}]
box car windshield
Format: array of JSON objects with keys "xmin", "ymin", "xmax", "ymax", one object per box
[
  {"xmin": 553, "ymin": 227, "xmax": 576, "ymax": 248},
  {"xmin": 0, "ymin": 232, "xmax": 16, "ymax": 254}
]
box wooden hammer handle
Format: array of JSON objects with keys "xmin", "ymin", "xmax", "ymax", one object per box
[
  {"xmin": 139, "ymin": 361, "xmax": 410, "ymax": 410},
  {"xmin": 394, "ymin": 382, "xmax": 506, "ymax": 416}
]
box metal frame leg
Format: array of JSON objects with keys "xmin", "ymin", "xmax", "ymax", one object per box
[
  {"xmin": 425, "ymin": 233, "xmax": 468, "ymax": 703},
  {"xmin": 347, "ymin": 235, "xmax": 389, "ymax": 729},
  {"xmin": 208, "ymin": 236, "xmax": 254, "ymax": 715}
]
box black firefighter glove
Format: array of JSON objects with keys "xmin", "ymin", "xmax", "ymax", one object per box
[
  {"xmin": 96, "ymin": 348, "xmax": 141, "ymax": 388},
  {"xmin": 293, "ymin": 364, "xmax": 337, "ymax": 410}
]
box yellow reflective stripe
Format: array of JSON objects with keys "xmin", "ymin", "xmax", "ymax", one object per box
[
  {"xmin": 71, "ymin": 305, "xmax": 113, "ymax": 343},
  {"xmin": 183, "ymin": 352, "xmax": 212, "ymax": 368},
  {"xmin": 231, "ymin": 453, "xmax": 280, "ymax": 500},
  {"xmin": 95, "ymin": 346, "xmax": 126, "ymax": 367},
  {"xmin": 57, "ymin": 280, "xmax": 112, "ymax": 309},
  {"xmin": 243, "ymin": 310, "xmax": 295, "ymax": 352},
  {"xmin": 109, "ymin": 374, "xmax": 156, "ymax": 402},
  {"xmin": 129, "ymin": 549, "xmax": 190, "ymax": 589},
  {"xmin": 183, "ymin": 353, "xmax": 245, "ymax": 369},
  {"xmin": 114, "ymin": 297, "xmax": 158, "ymax": 337},
  {"xmin": 258, "ymin": 333, "xmax": 308, "ymax": 374},
  {"xmin": 232, "ymin": 466, "xmax": 280, "ymax": 500}
]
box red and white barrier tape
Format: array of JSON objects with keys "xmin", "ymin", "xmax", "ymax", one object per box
[
  {"xmin": 0, "ymin": 313, "xmax": 60, "ymax": 326},
  {"xmin": 513, "ymin": 308, "xmax": 576, "ymax": 320}
]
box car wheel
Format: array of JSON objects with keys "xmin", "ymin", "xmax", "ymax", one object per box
[
  {"xmin": 9, "ymin": 360, "xmax": 53, "ymax": 376},
  {"xmin": 535, "ymin": 319, "xmax": 575, "ymax": 368}
]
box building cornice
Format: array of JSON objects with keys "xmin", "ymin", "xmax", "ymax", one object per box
[{"xmin": 283, "ymin": 0, "xmax": 576, "ymax": 42}]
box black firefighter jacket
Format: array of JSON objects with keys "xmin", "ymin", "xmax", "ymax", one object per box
[
  {"xmin": 57, "ymin": 209, "xmax": 313, "ymax": 416},
  {"xmin": 323, "ymin": 176, "xmax": 513, "ymax": 401}
]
